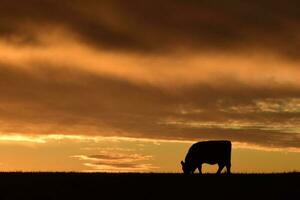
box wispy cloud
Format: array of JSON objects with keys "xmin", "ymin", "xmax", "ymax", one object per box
[{"xmin": 72, "ymin": 150, "xmax": 156, "ymax": 172}]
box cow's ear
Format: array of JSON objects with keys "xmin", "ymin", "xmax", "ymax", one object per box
[{"xmin": 181, "ymin": 161, "xmax": 185, "ymax": 166}]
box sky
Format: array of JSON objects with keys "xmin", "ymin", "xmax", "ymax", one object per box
[{"xmin": 0, "ymin": 0, "xmax": 300, "ymax": 172}]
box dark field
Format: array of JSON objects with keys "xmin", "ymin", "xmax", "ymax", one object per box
[{"xmin": 0, "ymin": 172, "xmax": 299, "ymax": 200}]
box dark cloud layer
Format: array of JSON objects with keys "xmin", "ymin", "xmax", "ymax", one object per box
[
  {"xmin": 1, "ymin": 0, "xmax": 300, "ymax": 56},
  {"xmin": 0, "ymin": 64, "xmax": 299, "ymax": 149},
  {"xmin": 0, "ymin": 1, "xmax": 300, "ymax": 151}
]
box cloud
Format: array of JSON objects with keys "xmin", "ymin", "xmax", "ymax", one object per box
[
  {"xmin": 0, "ymin": 62, "xmax": 299, "ymax": 149},
  {"xmin": 0, "ymin": 0, "xmax": 300, "ymax": 151},
  {"xmin": 72, "ymin": 150, "xmax": 156, "ymax": 172},
  {"xmin": 83, "ymin": 163, "xmax": 155, "ymax": 172},
  {"xmin": 1, "ymin": 0, "xmax": 300, "ymax": 56}
]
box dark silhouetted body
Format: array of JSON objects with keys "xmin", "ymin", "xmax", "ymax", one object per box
[{"xmin": 181, "ymin": 140, "xmax": 231, "ymax": 174}]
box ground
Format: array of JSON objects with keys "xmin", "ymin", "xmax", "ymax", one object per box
[{"xmin": 0, "ymin": 172, "xmax": 299, "ymax": 200}]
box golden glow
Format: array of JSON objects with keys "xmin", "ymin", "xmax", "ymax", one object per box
[
  {"xmin": 0, "ymin": 134, "xmax": 299, "ymax": 172},
  {"xmin": 0, "ymin": 133, "xmax": 299, "ymax": 152},
  {"xmin": 1, "ymin": 28, "xmax": 300, "ymax": 89}
]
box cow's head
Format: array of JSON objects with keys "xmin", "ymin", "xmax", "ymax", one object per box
[{"xmin": 181, "ymin": 161, "xmax": 193, "ymax": 175}]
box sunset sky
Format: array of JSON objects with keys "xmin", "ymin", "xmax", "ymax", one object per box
[{"xmin": 0, "ymin": 0, "xmax": 300, "ymax": 172}]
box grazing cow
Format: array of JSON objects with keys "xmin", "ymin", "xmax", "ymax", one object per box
[{"xmin": 181, "ymin": 140, "xmax": 231, "ymax": 175}]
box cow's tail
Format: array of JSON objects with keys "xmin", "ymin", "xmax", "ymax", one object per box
[
  {"xmin": 228, "ymin": 141, "xmax": 232, "ymax": 165},
  {"xmin": 227, "ymin": 141, "xmax": 232, "ymax": 174}
]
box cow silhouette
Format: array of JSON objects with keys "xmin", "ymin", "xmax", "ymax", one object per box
[{"xmin": 181, "ymin": 140, "xmax": 231, "ymax": 175}]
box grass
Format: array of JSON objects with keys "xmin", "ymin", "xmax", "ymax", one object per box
[{"xmin": 0, "ymin": 172, "xmax": 299, "ymax": 200}]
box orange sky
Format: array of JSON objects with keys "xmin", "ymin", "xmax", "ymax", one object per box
[
  {"xmin": 0, "ymin": 134, "xmax": 299, "ymax": 172},
  {"xmin": 0, "ymin": 0, "xmax": 299, "ymax": 172}
]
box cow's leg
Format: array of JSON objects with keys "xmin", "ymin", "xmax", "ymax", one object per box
[
  {"xmin": 198, "ymin": 164, "xmax": 202, "ymax": 174},
  {"xmin": 226, "ymin": 163, "xmax": 231, "ymax": 174},
  {"xmin": 216, "ymin": 164, "xmax": 225, "ymax": 175}
]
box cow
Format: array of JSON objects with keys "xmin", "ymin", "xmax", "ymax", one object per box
[{"xmin": 181, "ymin": 140, "xmax": 231, "ymax": 175}]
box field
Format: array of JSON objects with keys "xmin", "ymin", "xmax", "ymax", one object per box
[{"xmin": 0, "ymin": 172, "xmax": 299, "ymax": 200}]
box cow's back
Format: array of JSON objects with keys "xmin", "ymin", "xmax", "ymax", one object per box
[{"xmin": 185, "ymin": 140, "xmax": 231, "ymax": 165}]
